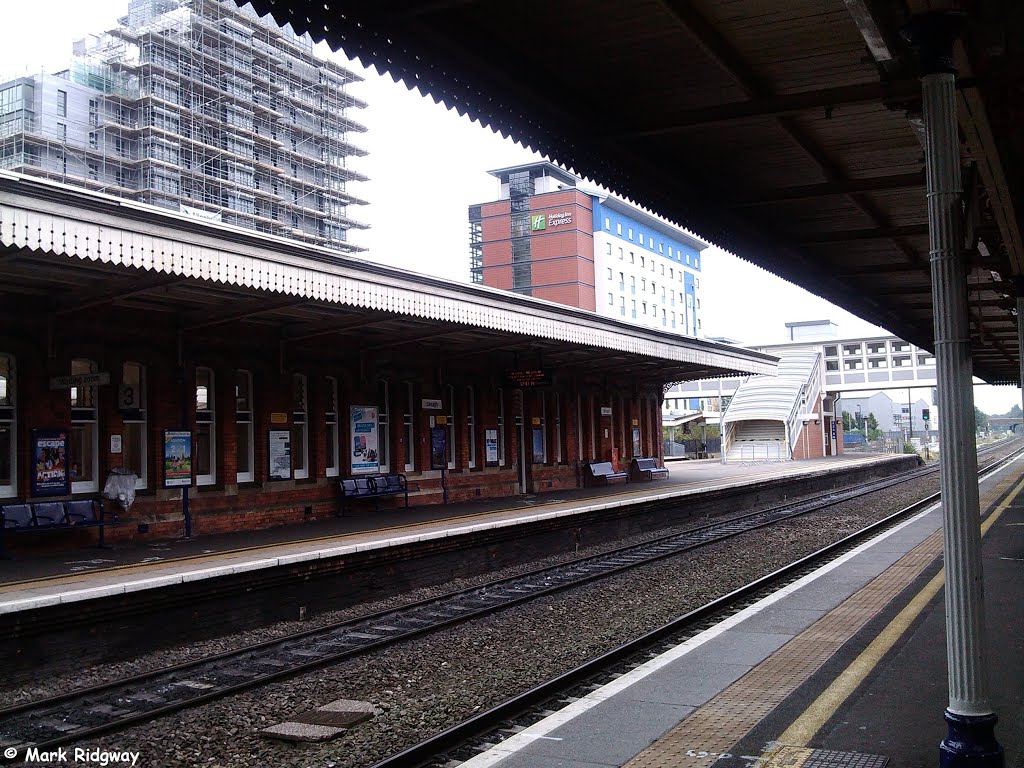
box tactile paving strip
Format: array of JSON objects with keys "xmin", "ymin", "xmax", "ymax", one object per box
[
  {"xmin": 623, "ymin": 472, "xmax": 1017, "ymax": 768},
  {"xmin": 761, "ymin": 746, "xmax": 888, "ymax": 768}
]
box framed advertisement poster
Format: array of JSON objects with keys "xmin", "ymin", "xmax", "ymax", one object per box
[
  {"xmin": 430, "ymin": 426, "xmax": 447, "ymax": 470},
  {"xmin": 350, "ymin": 406, "xmax": 379, "ymax": 474},
  {"xmin": 484, "ymin": 428, "xmax": 499, "ymax": 467},
  {"xmin": 268, "ymin": 429, "xmax": 292, "ymax": 481},
  {"xmin": 631, "ymin": 426, "xmax": 642, "ymax": 456},
  {"xmin": 532, "ymin": 427, "xmax": 545, "ymax": 463},
  {"xmin": 162, "ymin": 430, "xmax": 193, "ymax": 488},
  {"xmin": 31, "ymin": 429, "xmax": 70, "ymax": 497}
]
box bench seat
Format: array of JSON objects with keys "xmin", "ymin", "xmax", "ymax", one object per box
[
  {"xmin": 339, "ymin": 474, "xmax": 409, "ymax": 515},
  {"xmin": 584, "ymin": 461, "xmax": 629, "ymax": 486},
  {"xmin": 0, "ymin": 499, "xmax": 105, "ymax": 556},
  {"xmin": 629, "ymin": 457, "xmax": 670, "ymax": 482}
]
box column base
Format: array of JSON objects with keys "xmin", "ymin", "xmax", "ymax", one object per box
[{"xmin": 939, "ymin": 710, "xmax": 1003, "ymax": 768}]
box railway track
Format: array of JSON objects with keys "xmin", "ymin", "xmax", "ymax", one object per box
[
  {"xmin": 372, "ymin": 443, "xmax": 1024, "ymax": 768},
  {"xmin": 0, "ymin": 443, "xmax": 1017, "ymax": 759}
]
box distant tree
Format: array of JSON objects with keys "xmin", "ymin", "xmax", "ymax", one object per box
[
  {"xmin": 842, "ymin": 410, "xmax": 854, "ymax": 432},
  {"xmin": 974, "ymin": 406, "xmax": 989, "ymax": 434},
  {"xmin": 866, "ymin": 413, "xmax": 881, "ymax": 440},
  {"xmin": 1007, "ymin": 404, "xmax": 1023, "ymax": 419}
]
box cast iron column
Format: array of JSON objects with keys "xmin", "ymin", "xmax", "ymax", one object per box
[{"xmin": 908, "ymin": 12, "xmax": 1002, "ymax": 768}]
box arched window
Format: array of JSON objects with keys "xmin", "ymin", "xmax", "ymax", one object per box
[
  {"xmin": 195, "ymin": 367, "xmax": 216, "ymax": 485},
  {"xmin": 292, "ymin": 373, "xmax": 308, "ymax": 479},
  {"xmin": 120, "ymin": 362, "xmax": 147, "ymax": 489},
  {"xmin": 235, "ymin": 370, "xmax": 254, "ymax": 483},
  {"xmin": 466, "ymin": 385, "xmax": 476, "ymax": 469},
  {"xmin": 445, "ymin": 384, "xmax": 456, "ymax": 469},
  {"xmin": 378, "ymin": 379, "xmax": 390, "ymax": 473},
  {"xmin": 403, "ymin": 382, "xmax": 415, "ymax": 472},
  {"xmin": 70, "ymin": 358, "xmax": 99, "ymax": 493},
  {"xmin": 325, "ymin": 376, "xmax": 339, "ymax": 477},
  {"xmin": 0, "ymin": 354, "xmax": 15, "ymax": 498}
]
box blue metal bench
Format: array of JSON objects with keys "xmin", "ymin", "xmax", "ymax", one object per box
[
  {"xmin": 0, "ymin": 499, "xmax": 105, "ymax": 557},
  {"xmin": 339, "ymin": 474, "xmax": 409, "ymax": 516},
  {"xmin": 629, "ymin": 457, "xmax": 670, "ymax": 482},
  {"xmin": 584, "ymin": 461, "xmax": 629, "ymax": 486}
]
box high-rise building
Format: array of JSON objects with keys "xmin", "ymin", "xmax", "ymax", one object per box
[
  {"xmin": 469, "ymin": 162, "xmax": 708, "ymax": 336},
  {"xmin": 0, "ymin": 0, "xmax": 367, "ymax": 252}
]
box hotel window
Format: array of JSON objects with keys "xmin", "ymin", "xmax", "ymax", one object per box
[
  {"xmin": 619, "ymin": 297, "xmax": 625, "ymax": 316},
  {"xmin": 497, "ymin": 387, "xmax": 506, "ymax": 466},
  {"xmin": 445, "ymin": 385, "xmax": 456, "ymax": 469},
  {"xmin": 0, "ymin": 354, "xmax": 14, "ymax": 498},
  {"xmin": 630, "ymin": 252, "xmax": 635, "ymax": 264},
  {"xmin": 70, "ymin": 359, "xmax": 99, "ymax": 493},
  {"xmin": 631, "ymin": 300, "xmax": 637, "ymax": 319},
  {"xmin": 325, "ymin": 376, "xmax": 339, "ymax": 477},
  {"xmin": 378, "ymin": 380, "xmax": 390, "ymax": 473},
  {"xmin": 292, "ymin": 373, "xmax": 308, "ymax": 479},
  {"xmin": 662, "ymin": 309, "xmax": 667, "ymax": 326},
  {"xmin": 695, "ymin": 257, "xmax": 700, "ymax": 268},
  {"xmin": 616, "ymin": 223, "xmax": 622, "ymax": 235},
  {"xmin": 649, "ymin": 237, "xmax": 654, "ymax": 248},
  {"xmin": 235, "ymin": 370, "xmax": 254, "ymax": 482},
  {"xmin": 672, "ymin": 313, "xmax": 676, "ymax": 328},
  {"xmin": 606, "ymin": 243, "xmax": 612, "ymax": 255},
  {"xmin": 628, "ymin": 228, "xmax": 633, "ymax": 240},
  {"xmin": 618, "ymin": 272, "xmax": 625, "ymax": 290},
  {"xmin": 606, "ymin": 267, "xmax": 612, "ymax": 279},
  {"xmin": 640, "ymin": 256, "xmax": 645, "ymax": 269},
  {"xmin": 659, "ymin": 243, "xmax": 664, "ymax": 253},
  {"xmin": 195, "ymin": 367, "xmax": 216, "ymax": 485},
  {"xmin": 641, "ymin": 278, "xmax": 646, "ymax": 292},
  {"xmin": 643, "ymin": 302, "xmax": 648, "ymax": 315},
  {"xmin": 630, "ymin": 276, "xmax": 636, "ymax": 294},
  {"xmin": 403, "ymin": 382, "xmax": 415, "ymax": 471},
  {"xmin": 121, "ymin": 362, "xmax": 148, "ymax": 489},
  {"xmin": 604, "ymin": 217, "xmax": 610, "ymax": 230},
  {"xmin": 661, "ymin": 264, "xmax": 665, "ymax": 275},
  {"xmin": 695, "ymin": 277, "xmax": 700, "ymax": 288},
  {"xmin": 669, "ymin": 268, "xmax": 674, "ymax": 279},
  {"xmin": 618, "ymin": 247, "xmax": 623, "ymax": 260},
  {"xmin": 608, "ymin": 292, "xmax": 614, "ymax": 305},
  {"xmin": 466, "ymin": 385, "xmax": 476, "ymax": 469}
]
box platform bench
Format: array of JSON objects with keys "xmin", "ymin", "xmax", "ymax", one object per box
[
  {"xmin": 0, "ymin": 499, "xmax": 105, "ymax": 557},
  {"xmin": 629, "ymin": 457, "xmax": 670, "ymax": 482},
  {"xmin": 339, "ymin": 474, "xmax": 409, "ymax": 516},
  {"xmin": 584, "ymin": 461, "xmax": 629, "ymax": 486}
]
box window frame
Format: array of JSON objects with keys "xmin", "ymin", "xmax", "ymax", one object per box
[
  {"xmin": 325, "ymin": 376, "xmax": 339, "ymax": 477},
  {"xmin": 71, "ymin": 358, "xmax": 100, "ymax": 494},
  {"xmin": 466, "ymin": 385, "xmax": 476, "ymax": 469},
  {"xmin": 292, "ymin": 373, "xmax": 309, "ymax": 479},
  {"xmin": 120, "ymin": 361, "xmax": 148, "ymax": 490},
  {"xmin": 235, "ymin": 369, "xmax": 254, "ymax": 483},
  {"xmin": 403, "ymin": 381, "xmax": 415, "ymax": 472},
  {"xmin": 378, "ymin": 379, "xmax": 390, "ymax": 474},
  {"xmin": 195, "ymin": 366, "xmax": 217, "ymax": 486},
  {"xmin": 0, "ymin": 353, "xmax": 15, "ymax": 498}
]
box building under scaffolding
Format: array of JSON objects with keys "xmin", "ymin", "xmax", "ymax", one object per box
[{"xmin": 0, "ymin": 0, "xmax": 368, "ymax": 253}]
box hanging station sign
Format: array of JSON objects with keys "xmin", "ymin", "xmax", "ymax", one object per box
[{"xmin": 507, "ymin": 369, "xmax": 551, "ymax": 388}]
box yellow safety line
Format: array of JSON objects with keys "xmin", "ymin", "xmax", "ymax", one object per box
[{"xmin": 774, "ymin": 470, "xmax": 1024, "ymax": 749}]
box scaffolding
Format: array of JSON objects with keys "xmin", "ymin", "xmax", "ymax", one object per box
[{"xmin": 0, "ymin": 0, "xmax": 368, "ymax": 253}]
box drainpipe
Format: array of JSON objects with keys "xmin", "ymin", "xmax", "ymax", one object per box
[{"xmin": 906, "ymin": 12, "xmax": 1002, "ymax": 768}]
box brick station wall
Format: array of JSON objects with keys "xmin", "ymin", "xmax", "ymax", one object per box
[{"xmin": 1, "ymin": 300, "xmax": 664, "ymax": 545}]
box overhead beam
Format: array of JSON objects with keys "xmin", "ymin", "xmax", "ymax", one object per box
[
  {"xmin": 796, "ymin": 224, "xmax": 930, "ymax": 244},
  {"xmin": 835, "ymin": 261, "xmax": 931, "ymax": 277},
  {"xmin": 182, "ymin": 297, "xmax": 308, "ymax": 331},
  {"xmin": 53, "ymin": 273, "xmax": 184, "ymax": 316},
  {"xmin": 607, "ymin": 79, "xmax": 926, "ymax": 140},
  {"xmin": 730, "ymin": 172, "xmax": 926, "ymax": 207}
]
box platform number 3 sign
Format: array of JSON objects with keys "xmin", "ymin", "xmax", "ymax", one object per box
[{"xmin": 118, "ymin": 383, "xmax": 136, "ymax": 410}]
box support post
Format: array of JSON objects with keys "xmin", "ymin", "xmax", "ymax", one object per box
[{"xmin": 907, "ymin": 12, "xmax": 1002, "ymax": 768}]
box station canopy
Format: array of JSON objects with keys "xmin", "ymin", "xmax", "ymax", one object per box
[
  {"xmin": 241, "ymin": 0, "xmax": 1024, "ymax": 385},
  {"xmin": 0, "ymin": 172, "xmax": 776, "ymax": 384}
]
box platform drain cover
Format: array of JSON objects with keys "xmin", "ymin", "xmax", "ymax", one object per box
[{"xmin": 763, "ymin": 747, "xmax": 888, "ymax": 768}]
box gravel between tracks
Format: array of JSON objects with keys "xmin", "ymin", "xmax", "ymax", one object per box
[{"xmin": 21, "ymin": 447, "xmax": 1021, "ymax": 767}]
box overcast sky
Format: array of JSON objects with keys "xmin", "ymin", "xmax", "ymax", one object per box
[{"xmin": 3, "ymin": 0, "xmax": 1020, "ymax": 415}]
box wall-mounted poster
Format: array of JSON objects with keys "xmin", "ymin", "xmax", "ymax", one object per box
[
  {"xmin": 484, "ymin": 428, "xmax": 499, "ymax": 467},
  {"xmin": 163, "ymin": 430, "xmax": 193, "ymax": 488},
  {"xmin": 430, "ymin": 426, "xmax": 447, "ymax": 470},
  {"xmin": 268, "ymin": 429, "xmax": 292, "ymax": 481},
  {"xmin": 351, "ymin": 406, "xmax": 379, "ymax": 475},
  {"xmin": 31, "ymin": 429, "xmax": 70, "ymax": 497},
  {"xmin": 532, "ymin": 427, "xmax": 545, "ymax": 463},
  {"xmin": 631, "ymin": 427, "xmax": 642, "ymax": 456}
]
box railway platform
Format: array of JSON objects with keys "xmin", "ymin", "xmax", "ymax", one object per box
[
  {"xmin": 458, "ymin": 452, "xmax": 1024, "ymax": 768},
  {"xmin": 0, "ymin": 453, "xmax": 909, "ymax": 616}
]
